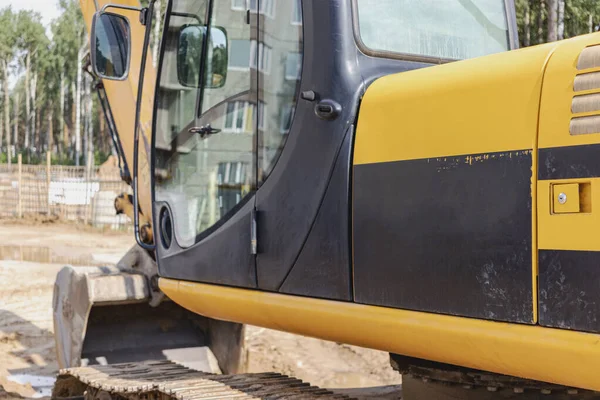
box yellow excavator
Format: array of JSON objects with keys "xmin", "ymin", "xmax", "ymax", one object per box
[{"xmin": 51, "ymin": 0, "xmax": 600, "ymax": 398}]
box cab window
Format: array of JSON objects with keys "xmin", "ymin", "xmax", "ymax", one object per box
[{"xmin": 356, "ymin": 0, "xmax": 510, "ymax": 60}]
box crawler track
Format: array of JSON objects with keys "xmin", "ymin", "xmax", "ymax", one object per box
[{"xmin": 52, "ymin": 360, "xmax": 355, "ymax": 400}]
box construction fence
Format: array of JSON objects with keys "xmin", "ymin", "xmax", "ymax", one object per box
[{"xmin": 0, "ymin": 154, "xmax": 132, "ymax": 231}]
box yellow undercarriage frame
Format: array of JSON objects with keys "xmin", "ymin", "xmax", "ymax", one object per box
[{"xmin": 161, "ymin": 278, "xmax": 600, "ymax": 391}]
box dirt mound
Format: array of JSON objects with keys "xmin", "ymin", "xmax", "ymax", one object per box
[
  {"xmin": 0, "ymin": 379, "xmax": 25, "ymax": 400},
  {"xmin": 0, "ymin": 385, "xmax": 22, "ymax": 400}
]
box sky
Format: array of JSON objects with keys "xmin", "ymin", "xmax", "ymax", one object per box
[{"xmin": 0, "ymin": 0, "xmax": 61, "ymax": 31}]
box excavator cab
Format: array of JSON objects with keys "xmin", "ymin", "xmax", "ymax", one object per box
[
  {"xmin": 76, "ymin": 0, "xmax": 600, "ymax": 395},
  {"xmin": 52, "ymin": 0, "xmax": 246, "ymax": 377}
]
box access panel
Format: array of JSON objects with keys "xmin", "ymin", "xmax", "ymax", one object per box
[
  {"xmin": 538, "ymin": 38, "xmax": 600, "ymax": 333},
  {"xmin": 351, "ymin": 43, "xmax": 554, "ymax": 323}
]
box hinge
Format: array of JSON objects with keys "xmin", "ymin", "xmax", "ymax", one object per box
[
  {"xmin": 251, "ymin": 208, "xmax": 258, "ymax": 255},
  {"xmin": 139, "ymin": 8, "xmax": 148, "ymax": 25}
]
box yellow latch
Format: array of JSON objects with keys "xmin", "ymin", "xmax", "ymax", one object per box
[{"xmin": 552, "ymin": 183, "xmax": 581, "ymax": 214}]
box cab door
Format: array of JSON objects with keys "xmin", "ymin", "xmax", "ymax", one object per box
[
  {"xmin": 153, "ymin": 0, "xmax": 259, "ymax": 287},
  {"xmin": 538, "ymin": 38, "xmax": 600, "ymax": 333}
]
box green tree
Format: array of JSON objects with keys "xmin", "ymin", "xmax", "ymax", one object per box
[
  {"xmin": 0, "ymin": 7, "xmax": 17, "ymax": 164},
  {"xmin": 15, "ymin": 10, "xmax": 48, "ymax": 157},
  {"xmin": 50, "ymin": 0, "xmax": 84, "ymax": 159},
  {"xmin": 517, "ymin": 0, "xmax": 600, "ymax": 47}
]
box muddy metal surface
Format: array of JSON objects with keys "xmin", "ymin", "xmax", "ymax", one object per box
[{"xmin": 0, "ymin": 222, "xmax": 401, "ymax": 399}]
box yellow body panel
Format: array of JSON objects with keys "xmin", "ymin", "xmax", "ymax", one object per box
[
  {"xmin": 353, "ymin": 42, "xmax": 557, "ymax": 166},
  {"xmin": 80, "ymin": 0, "xmax": 156, "ymax": 220},
  {"xmin": 160, "ymin": 278, "xmax": 600, "ymax": 391}
]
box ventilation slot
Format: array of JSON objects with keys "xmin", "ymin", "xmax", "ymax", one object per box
[
  {"xmin": 577, "ymin": 45, "xmax": 600, "ymax": 70},
  {"xmin": 572, "ymin": 93, "xmax": 600, "ymax": 113},
  {"xmin": 570, "ymin": 46, "xmax": 600, "ymax": 135},
  {"xmin": 570, "ymin": 115, "xmax": 600, "ymax": 135},
  {"xmin": 574, "ymin": 71, "xmax": 600, "ymax": 92}
]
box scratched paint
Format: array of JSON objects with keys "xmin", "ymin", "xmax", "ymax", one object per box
[{"xmin": 426, "ymin": 150, "xmax": 533, "ymax": 173}]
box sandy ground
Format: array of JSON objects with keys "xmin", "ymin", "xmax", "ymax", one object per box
[{"xmin": 0, "ymin": 222, "xmax": 401, "ymax": 398}]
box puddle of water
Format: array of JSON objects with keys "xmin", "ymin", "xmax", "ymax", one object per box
[
  {"xmin": 7, "ymin": 374, "xmax": 55, "ymax": 398},
  {"xmin": 0, "ymin": 245, "xmax": 101, "ymax": 266}
]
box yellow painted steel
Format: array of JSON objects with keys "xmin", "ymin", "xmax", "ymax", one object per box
[
  {"xmin": 551, "ymin": 183, "xmax": 581, "ymax": 214},
  {"xmin": 160, "ymin": 278, "xmax": 600, "ymax": 391},
  {"xmin": 539, "ymin": 33, "xmax": 600, "ymax": 149},
  {"xmin": 79, "ymin": 0, "xmax": 155, "ymax": 220},
  {"xmin": 539, "ymin": 178, "xmax": 600, "ymax": 251},
  {"xmin": 353, "ymin": 42, "xmax": 557, "ymax": 166}
]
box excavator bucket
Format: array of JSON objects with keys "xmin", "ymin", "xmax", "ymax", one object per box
[{"xmin": 52, "ymin": 245, "xmax": 246, "ymax": 375}]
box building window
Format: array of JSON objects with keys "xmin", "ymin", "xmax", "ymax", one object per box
[
  {"xmin": 261, "ymin": 0, "xmax": 276, "ymax": 18},
  {"xmin": 229, "ymin": 40, "xmax": 271, "ymax": 74},
  {"xmin": 257, "ymin": 101, "xmax": 267, "ymax": 130},
  {"xmin": 291, "ymin": 0, "xmax": 302, "ymax": 25},
  {"xmin": 279, "ymin": 104, "xmax": 295, "ymax": 134},
  {"xmin": 285, "ymin": 53, "xmax": 302, "ymax": 80},
  {"xmin": 250, "ymin": 41, "xmax": 272, "ymax": 74},
  {"xmin": 218, "ymin": 162, "xmax": 248, "ymax": 185},
  {"xmin": 229, "ymin": 40, "xmax": 251, "ymax": 70},
  {"xmin": 224, "ymin": 101, "xmax": 256, "ymax": 134},
  {"xmin": 231, "ymin": 0, "xmax": 246, "ymax": 11},
  {"xmin": 217, "ymin": 162, "xmax": 249, "ymax": 213},
  {"xmin": 233, "ymin": 0, "xmax": 275, "ymax": 18}
]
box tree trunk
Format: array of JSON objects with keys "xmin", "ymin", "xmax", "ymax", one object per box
[
  {"xmin": 60, "ymin": 72, "xmax": 65, "ymax": 155},
  {"xmin": 0, "ymin": 98, "xmax": 3, "ymax": 155},
  {"xmin": 152, "ymin": 0, "xmax": 162, "ymax": 68},
  {"xmin": 547, "ymin": 0, "xmax": 557, "ymax": 42},
  {"xmin": 24, "ymin": 53, "xmax": 30, "ymax": 152},
  {"xmin": 99, "ymin": 107, "xmax": 109, "ymax": 154},
  {"xmin": 590, "ymin": 13, "xmax": 595, "ymax": 34},
  {"xmin": 75, "ymin": 46, "xmax": 83, "ymax": 166},
  {"xmin": 538, "ymin": 0, "xmax": 545, "ymax": 44},
  {"xmin": 13, "ymin": 91, "xmax": 19, "ymax": 155},
  {"xmin": 4, "ymin": 61, "xmax": 10, "ymax": 165},
  {"xmin": 87, "ymin": 77, "xmax": 93, "ymax": 158},
  {"xmin": 48, "ymin": 110, "xmax": 53, "ymax": 153},
  {"xmin": 524, "ymin": 1, "xmax": 531, "ymax": 47},
  {"xmin": 557, "ymin": 0, "xmax": 564, "ymax": 40},
  {"xmin": 0, "ymin": 83, "xmax": 3, "ymax": 153},
  {"xmin": 83, "ymin": 74, "xmax": 89, "ymax": 165},
  {"xmin": 31, "ymin": 72, "xmax": 38, "ymax": 154},
  {"xmin": 71, "ymin": 80, "xmax": 76, "ymax": 155}
]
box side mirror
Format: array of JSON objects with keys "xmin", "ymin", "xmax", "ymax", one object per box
[
  {"xmin": 177, "ymin": 25, "xmax": 228, "ymax": 89},
  {"xmin": 91, "ymin": 12, "xmax": 131, "ymax": 81}
]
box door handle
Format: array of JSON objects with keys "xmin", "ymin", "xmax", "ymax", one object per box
[
  {"xmin": 551, "ymin": 182, "xmax": 591, "ymax": 214},
  {"xmin": 189, "ymin": 124, "xmax": 221, "ymax": 139}
]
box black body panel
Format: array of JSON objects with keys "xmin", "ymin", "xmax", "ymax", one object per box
[
  {"xmin": 155, "ymin": 199, "xmax": 257, "ymax": 288},
  {"xmin": 353, "ymin": 151, "xmax": 534, "ymax": 323},
  {"xmin": 539, "ymin": 144, "xmax": 600, "ymax": 180},
  {"xmin": 278, "ymin": 127, "xmax": 354, "ymax": 301},
  {"xmin": 255, "ymin": 1, "xmax": 363, "ymax": 291},
  {"xmin": 539, "ymin": 250, "xmax": 600, "ymax": 333}
]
